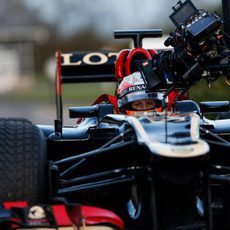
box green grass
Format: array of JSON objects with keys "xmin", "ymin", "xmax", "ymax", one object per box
[
  {"xmin": 0, "ymin": 73, "xmax": 228, "ymax": 106},
  {"xmin": 62, "ymin": 82, "xmax": 116, "ymax": 106},
  {"xmin": 0, "ymin": 74, "xmax": 117, "ymax": 106},
  {"xmin": 189, "ymin": 78, "xmax": 229, "ymax": 102}
]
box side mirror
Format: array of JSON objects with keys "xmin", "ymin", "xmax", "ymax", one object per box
[
  {"xmin": 199, "ymin": 101, "xmax": 229, "ymax": 113},
  {"xmin": 175, "ymin": 100, "xmax": 200, "ymax": 113},
  {"xmin": 69, "ymin": 104, "xmax": 114, "ymax": 121},
  {"xmin": 69, "ymin": 105, "xmax": 99, "ymax": 118}
]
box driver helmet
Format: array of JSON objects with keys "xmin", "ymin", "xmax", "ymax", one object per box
[{"xmin": 117, "ymin": 71, "xmax": 164, "ymax": 115}]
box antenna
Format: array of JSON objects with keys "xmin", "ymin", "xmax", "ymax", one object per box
[{"xmin": 164, "ymin": 98, "xmax": 168, "ymax": 143}]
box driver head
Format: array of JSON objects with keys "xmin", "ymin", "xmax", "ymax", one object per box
[{"xmin": 117, "ymin": 72, "xmax": 164, "ymax": 114}]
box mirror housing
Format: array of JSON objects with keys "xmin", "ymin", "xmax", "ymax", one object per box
[
  {"xmin": 69, "ymin": 104, "xmax": 114, "ymax": 121},
  {"xmin": 200, "ymin": 101, "xmax": 229, "ymax": 113}
]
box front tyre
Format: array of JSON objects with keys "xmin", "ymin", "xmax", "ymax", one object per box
[{"xmin": 0, "ymin": 118, "xmax": 47, "ymax": 204}]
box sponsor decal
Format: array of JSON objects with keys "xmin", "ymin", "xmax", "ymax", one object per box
[
  {"xmin": 119, "ymin": 84, "xmax": 147, "ymax": 98},
  {"xmin": 117, "ymin": 72, "xmax": 146, "ymax": 95},
  {"xmin": 28, "ymin": 206, "xmax": 46, "ymax": 220},
  {"xmin": 61, "ymin": 52, "xmax": 118, "ymax": 66}
]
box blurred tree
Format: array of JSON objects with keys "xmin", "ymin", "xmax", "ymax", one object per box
[
  {"xmin": 0, "ymin": 0, "xmax": 223, "ymax": 74},
  {"xmin": 34, "ymin": 27, "xmax": 109, "ymax": 72},
  {"xmin": 0, "ymin": 0, "xmax": 46, "ymax": 27}
]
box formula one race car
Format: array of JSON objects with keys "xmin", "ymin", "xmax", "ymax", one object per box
[{"xmin": 0, "ymin": 0, "xmax": 229, "ymax": 229}]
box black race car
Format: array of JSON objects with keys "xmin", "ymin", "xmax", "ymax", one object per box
[{"xmin": 0, "ymin": 0, "xmax": 229, "ymax": 229}]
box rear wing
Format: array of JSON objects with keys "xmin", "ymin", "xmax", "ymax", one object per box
[{"xmin": 55, "ymin": 51, "xmax": 118, "ymax": 121}]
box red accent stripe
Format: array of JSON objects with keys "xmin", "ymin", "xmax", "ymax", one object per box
[
  {"xmin": 3, "ymin": 202, "xmax": 28, "ymax": 229},
  {"xmin": 81, "ymin": 206, "xmax": 124, "ymax": 229},
  {"xmin": 3, "ymin": 201, "xmax": 28, "ymax": 209},
  {"xmin": 55, "ymin": 51, "xmax": 62, "ymax": 97},
  {"xmin": 52, "ymin": 205, "xmax": 72, "ymax": 226}
]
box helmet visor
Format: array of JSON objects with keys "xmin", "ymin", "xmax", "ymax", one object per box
[
  {"xmin": 119, "ymin": 91, "xmax": 163, "ymax": 110},
  {"xmin": 130, "ymin": 99, "xmax": 156, "ymax": 111}
]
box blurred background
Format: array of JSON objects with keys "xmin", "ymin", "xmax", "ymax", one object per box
[{"xmin": 0, "ymin": 0, "xmax": 228, "ymax": 125}]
